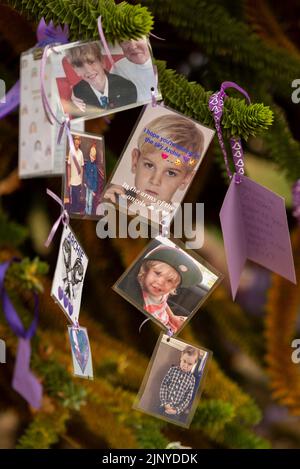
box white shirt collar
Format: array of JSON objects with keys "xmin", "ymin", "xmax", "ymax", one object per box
[{"xmin": 90, "ymin": 76, "xmax": 109, "ymax": 101}]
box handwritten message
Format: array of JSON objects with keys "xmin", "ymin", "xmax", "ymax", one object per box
[{"xmin": 220, "ymin": 175, "xmax": 296, "ymax": 299}]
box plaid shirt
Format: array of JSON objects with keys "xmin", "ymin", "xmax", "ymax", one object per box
[{"xmin": 159, "ymin": 366, "xmax": 195, "ymax": 414}]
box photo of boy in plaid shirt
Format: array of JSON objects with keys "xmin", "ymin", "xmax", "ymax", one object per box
[{"xmin": 159, "ymin": 346, "xmax": 200, "ymax": 418}]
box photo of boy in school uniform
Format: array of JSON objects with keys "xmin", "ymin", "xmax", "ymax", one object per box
[{"xmin": 65, "ymin": 42, "xmax": 137, "ymax": 116}]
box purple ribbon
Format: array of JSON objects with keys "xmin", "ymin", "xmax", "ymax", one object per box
[
  {"xmin": 149, "ymin": 32, "xmax": 166, "ymax": 41},
  {"xmin": 0, "ymin": 18, "xmax": 69, "ymax": 119},
  {"xmin": 45, "ymin": 188, "xmax": 69, "ymax": 247},
  {"xmin": 292, "ymin": 180, "xmax": 300, "ymax": 223},
  {"xmin": 138, "ymin": 317, "xmax": 173, "ymax": 337},
  {"xmin": 0, "ymin": 259, "xmax": 42, "ymax": 408},
  {"xmin": 97, "ymin": 16, "xmax": 114, "ymax": 69},
  {"xmin": 36, "ymin": 18, "xmax": 69, "ymax": 47},
  {"xmin": 40, "ymin": 45, "xmax": 79, "ymax": 173},
  {"xmin": 0, "ymin": 259, "xmax": 39, "ymax": 339},
  {"xmin": 209, "ymin": 81, "xmax": 251, "ymax": 184}
]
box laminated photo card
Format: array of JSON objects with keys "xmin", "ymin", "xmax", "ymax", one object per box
[
  {"xmin": 68, "ymin": 325, "xmax": 93, "ymax": 379},
  {"xmin": 113, "ymin": 235, "xmax": 222, "ymax": 335},
  {"xmin": 51, "ymin": 225, "xmax": 88, "ymax": 325},
  {"xmin": 51, "ymin": 37, "xmax": 161, "ymax": 121},
  {"xmin": 134, "ymin": 333, "xmax": 212, "ymax": 428},
  {"xmin": 18, "ymin": 46, "xmax": 83, "ymax": 178},
  {"xmin": 63, "ymin": 131, "xmax": 105, "ymax": 219},
  {"xmin": 101, "ymin": 103, "xmax": 215, "ymax": 229}
]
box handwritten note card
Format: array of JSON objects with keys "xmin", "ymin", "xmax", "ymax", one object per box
[{"xmin": 220, "ymin": 175, "xmax": 296, "ymax": 299}]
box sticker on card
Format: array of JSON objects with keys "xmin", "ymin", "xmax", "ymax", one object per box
[
  {"xmin": 49, "ymin": 38, "xmax": 161, "ymax": 122},
  {"xmin": 68, "ymin": 325, "xmax": 93, "ymax": 379},
  {"xmin": 113, "ymin": 235, "xmax": 222, "ymax": 335},
  {"xmin": 63, "ymin": 131, "xmax": 105, "ymax": 219},
  {"xmin": 133, "ymin": 333, "xmax": 212, "ymax": 428},
  {"xmin": 100, "ymin": 103, "xmax": 215, "ymax": 229},
  {"xmin": 220, "ymin": 174, "xmax": 296, "ymax": 299},
  {"xmin": 51, "ymin": 225, "xmax": 88, "ymax": 324}
]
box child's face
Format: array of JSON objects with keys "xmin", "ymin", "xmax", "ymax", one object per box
[
  {"xmin": 132, "ymin": 148, "xmax": 194, "ymax": 204},
  {"xmin": 72, "ymin": 53, "xmax": 106, "ymax": 91},
  {"xmin": 90, "ymin": 146, "xmax": 96, "ymax": 161},
  {"xmin": 120, "ymin": 39, "xmax": 150, "ymax": 65},
  {"xmin": 74, "ymin": 137, "xmax": 81, "ymax": 150},
  {"xmin": 142, "ymin": 262, "xmax": 180, "ymax": 297},
  {"xmin": 180, "ymin": 353, "xmax": 197, "ymax": 373}
]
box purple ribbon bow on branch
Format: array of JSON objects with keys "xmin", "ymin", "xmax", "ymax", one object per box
[
  {"xmin": 0, "ymin": 259, "xmax": 42, "ymax": 409},
  {"xmin": 0, "ymin": 17, "xmax": 69, "ymax": 119}
]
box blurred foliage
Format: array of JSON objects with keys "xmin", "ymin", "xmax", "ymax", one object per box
[{"xmin": 0, "ymin": 0, "xmax": 300, "ymax": 450}]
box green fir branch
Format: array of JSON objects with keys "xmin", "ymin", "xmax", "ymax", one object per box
[
  {"xmin": 4, "ymin": 0, "xmax": 274, "ymax": 139},
  {"xmin": 144, "ymin": 0, "xmax": 300, "ymax": 98},
  {"xmin": 132, "ymin": 418, "xmax": 169, "ymax": 449},
  {"xmin": 221, "ymin": 422, "xmax": 271, "ymax": 449},
  {"xmin": 6, "ymin": 257, "xmax": 49, "ymax": 294},
  {"xmin": 263, "ymin": 104, "xmax": 300, "ymax": 181},
  {"xmin": 0, "ymin": 210, "xmax": 28, "ymax": 247},
  {"xmin": 31, "ymin": 357, "xmax": 88, "ymax": 410},
  {"xmin": 3, "ymin": 0, "xmax": 154, "ymax": 43},
  {"xmin": 16, "ymin": 408, "xmax": 70, "ymax": 449},
  {"xmin": 192, "ymin": 399, "xmax": 235, "ymax": 437},
  {"xmin": 156, "ymin": 60, "xmax": 273, "ymax": 139}
]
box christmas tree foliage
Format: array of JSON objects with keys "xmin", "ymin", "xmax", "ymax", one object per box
[{"xmin": 0, "ymin": 0, "xmax": 300, "ymax": 449}]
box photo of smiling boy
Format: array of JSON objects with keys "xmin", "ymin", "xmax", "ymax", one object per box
[
  {"xmin": 60, "ymin": 42, "xmax": 137, "ymax": 117},
  {"xmin": 101, "ymin": 105, "xmax": 215, "ymax": 226},
  {"xmin": 114, "ymin": 236, "xmax": 221, "ymax": 336},
  {"xmin": 111, "ymin": 37, "xmax": 159, "ymax": 102},
  {"xmin": 136, "ymin": 245, "xmax": 203, "ymax": 333}
]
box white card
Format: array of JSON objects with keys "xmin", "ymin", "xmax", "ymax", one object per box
[{"xmin": 51, "ymin": 225, "xmax": 88, "ymax": 324}]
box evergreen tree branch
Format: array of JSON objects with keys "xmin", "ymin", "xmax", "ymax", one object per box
[
  {"xmin": 156, "ymin": 60, "xmax": 273, "ymax": 139},
  {"xmin": 3, "ymin": 0, "xmax": 154, "ymax": 43},
  {"xmin": 144, "ymin": 0, "xmax": 300, "ymax": 98}
]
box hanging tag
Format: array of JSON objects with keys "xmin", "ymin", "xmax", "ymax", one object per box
[
  {"xmin": 209, "ymin": 81, "xmax": 296, "ymax": 298},
  {"xmin": 12, "ymin": 338, "xmax": 42, "ymax": 409},
  {"xmin": 220, "ymin": 175, "xmax": 296, "ymax": 299},
  {"xmin": 68, "ymin": 325, "xmax": 93, "ymax": 379},
  {"xmin": 133, "ymin": 332, "xmax": 212, "ymax": 428},
  {"xmin": 51, "ymin": 225, "xmax": 88, "ymax": 324},
  {"xmin": 113, "ymin": 235, "xmax": 222, "ymax": 336},
  {"xmin": 63, "ymin": 131, "xmax": 106, "ymax": 219},
  {"xmin": 101, "ymin": 103, "xmax": 215, "ymax": 230}
]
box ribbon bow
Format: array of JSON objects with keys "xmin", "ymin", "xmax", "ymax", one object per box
[{"xmin": 36, "ymin": 18, "xmax": 69, "ymax": 46}]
